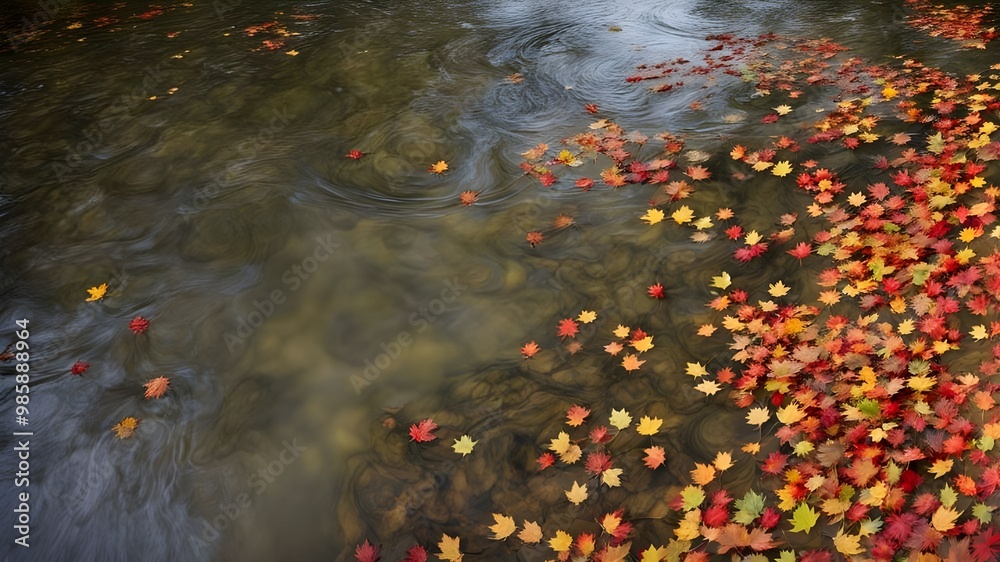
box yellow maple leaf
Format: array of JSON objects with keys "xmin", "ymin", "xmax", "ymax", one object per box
[
  {"xmin": 776, "ymin": 403, "xmax": 805, "ymax": 425},
  {"xmin": 742, "ymin": 441, "xmax": 761, "ymax": 454},
  {"xmin": 636, "ymin": 416, "xmax": 663, "ymax": 435},
  {"xmin": 609, "ymin": 408, "xmax": 632, "ymax": 430},
  {"xmin": 882, "ymin": 85, "xmax": 898, "ymax": 100},
  {"xmin": 928, "ymin": 458, "xmax": 954, "ymax": 478},
  {"xmin": 746, "ymin": 407, "xmax": 770, "ymax": 426},
  {"xmin": 565, "ymin": 481, "xmax": 588, "ymax": 505},
  {"xmin": 768, "ymin": 280, "xmax": 790, "ymax": 297},
  {"xmin": 86, "ymin": 283, "xmax": 108, "ymax": 302},
  {"xmin": 429, "ymin": 160, "xmax": 449, "ymax": 174},
  {"xmin": 631, "ymin": 336, "xmax": 654, "ymax": 352},
  {"xmin": 898, "ymin": 319, "xmax": 915, "ymax": 335},
  {"xmin": 672, "ymin": 205, "xmax": 694, "ymax": 224},
  {"xmin": 908, "ymin": 374, "xmax": 936, "ymax": 392},
  {"xmin": 711, "ymin": 271, "xmax": 732, "ymax": 290},
  {"xmin": 675, "ymin": 509, "xmax": 701, "ymax": 540},
  {"xmin": 694, "ymin": 380, "xmax": 721, "ymax": 395},
  {"xmin": 847, "ymin": 192, "xmax": 867, "ymax": 206},
  {"xmin": 690, "ymin": 463, "xmax": 717, "ymax": 485},
  {"xmin": 745, "ymin": 230, "xmax": 763, "ymax": 245},
  {"xmin": 488, "ymin": 514, "xmax": 516, "ymax": 540},
  {"xmin": 774, "ymin": 104, "xmax": 792, "ymax": 115},
  {"xmin": 772, "ymin": 160, "xmax": 793, "ymax": 177},
  {"xmin": 833, "ymin": 531, "xmax": 864, "ymax": 555},
  {"xmin": 692, "ymin": 216, "xmax": 713, "ymax": 230},
  {"xmin": 548, "ymin": 530, "xmax": 572, "ymax": 553},
  {"xmin": 577, "ymin": 310, "xmax": 597, "ymax": 324},
  {"xmin": 641, "ymin": 208, "xmax": 665, "ymax": 225},
  {"xmin": 972, "ymin": 325, "xmax": 990, "ymax": 341},
  {"xmin": 452, "ymin": 435, "xmax": 477, "ymax": 456},
  {"xmin": 752, "ymin": 160, "xmax": 773, "ymax": 171},
  {"xmin": 438, "ymin": 534, "xmax": 462, "ymax": 561},
  {"xmin": 685, "ymin": 362, "xmax": 709, "ymax": 378},
  {"xmin": 931, "ymin": 505, "xmax": 960, "ymax": 532},
  {"xmin": 111, "ymin": 416, "xmax": 140, "ymax": 439},
  {"xmin": 518, "ymin": 521, "xmax": 543, "ymax": 543},
  {"xmin": 639, "ymin": 545, "xmax": 669, "ymax": 562},
  {"xmin": 713, "ymin": 451, "xmax": 734, "ymax": 471},
  {"xmin": 602, "ymin": 468, "xmax": 623, "ymax": 487},
  {"xmin": 613, "ymin": 325, "xmax": 630, "ymax": 338},
  {"xmin": 548, "ymin": 432, "xmax": 571, "ymax": 454},
  {"xmin": 818, "ymin": 290, "xmax": 841, "ymax": 306}
]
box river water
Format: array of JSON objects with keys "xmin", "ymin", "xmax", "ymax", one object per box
[{"xmin": 0, "ymin": 0, "xmax": 997, "ymax": 560}]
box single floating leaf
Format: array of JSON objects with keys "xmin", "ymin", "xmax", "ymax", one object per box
[{"xmin": 452, "ymin": 435, "xmax": 477, "ymax": 456}]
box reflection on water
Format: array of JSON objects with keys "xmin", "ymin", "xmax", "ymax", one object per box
[{"xmin": 0, "ymin": 0, "xmax": 994, "ymax": 560}]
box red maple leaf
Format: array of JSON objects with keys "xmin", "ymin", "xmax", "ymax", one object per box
[
  {"xmin": 584, "ymin": 451, "xmax": 612, "ymax": 475},
  {"xmin": 401, "ymin": 545, "xmax": 428, "ymax": 562},
  {"xmin": 354, "ymin": 539, "xmax": 380, "ymax": 562},
  {"xmin": 576, "ymin": 177, "xmax": 595, "ymax": 190},
  {"xmin": 973, "ymin": 528, "xmax": 1000, "ymax": 562},
  {"xmin": 647, "ymin": 283, "xmax": 666, "ymax": 299},
  {"xmin": 346, "ymin": 150, "xmax": 365, "ymax": 160},
  {"xmin": 584, "ymin": 103, "xmax": 599, "ymax": 114},
  {"xmin": 590, "ymin": 426, "xmax": 611, "ymax": 443},
  {"xmin": 536, "ymin": 452, "xmax": 555, "ymax": 470},
  {"xmin": 761, "ymin": 451, "xmax": 787, "ymax": 474},
  {"xmin": 787, "ymin": 242, "xmax": 811, "ymax": 261},
  {"xmin": 557, "ymin": 318, "xmax": 579, "ymax": 340},
  {"xmin": 408, "ymin": 419, "xmax": 438, "ymax": 442},
  {"xmin": 70, "ymin": 360, "xmax": 90, "ymax": 375},
  {"xmin": 702, "ymin": 504, "xmax": 729, "ymax": 527},
  {"xmin": 129, "ymin": 316, "xmax": 150, "ymax": 334},
  {"xmin": 566, "ymin": 404, "xmax": 591, "ymax": 426}
]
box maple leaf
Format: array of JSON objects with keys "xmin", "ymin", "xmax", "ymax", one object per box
[
  {"xmin": 931, "ymin": 505, "xmax": 960, "ymax": 532},
  {"xmin": 686, "ymin": 165, "xmax": 711, "ymax": 180},
  {"xmin": 833, "ymin": 531, "xmax": 862, "ymax": 556},
  {"xmin": 787, "ymin": 242, "xmax": 811, "ymax": 260},
  {"xmin": 680, "ymin": 485, "xmax": 705, "ymax": 510},
  {"xmin": 518, "ymin": 521, "xmax": 543, "ymax": 543},
  {"xmin": 768, "ymin": 280, "xmax": 790, "ymax": 297},
  {"xmin": 346, "ymin": 150, "xmax": 365, "ymax": 160},
  {"xmin": 354, "ymin": 539, "xmax": 380, "ymax": 562},
  {"xmin": 536, "ymin": 452, "xmax": 555, "ymax": 470},
  {"xmin": 429, "ymin": 160, "xmax": 449, "ymax": 174},
  {"xmin": 711, "ymin": 271, "xmax": 732, "ymax": 290},
  {"xmin": 520, "ymin": 341, "xmax": 540, "ymax": 359},
  {"xmin": 637, "ymin": 416, "xmax": 663, "ymax": 435},
  {"xmin": 452, "ymin": 435, "xmax": 477, "ymax": 456},
  {"xmin": 642, "ymin": 208, "xmax": 665, "ymax": 224},
  {"xmin": 622, "ymin": 354, "xmax": 645, "ymax": 372},
  {"xmin": 86, "ymin": 283, "xmax": 107, "ymax": 302},
  {"xmin": 577, "ymin": 310, "xmax": 597, "ymax": 323},
  {"xmin": 609, "ymin": 408, "xmax": 632, "ymax": 430},
  {"xmin": 604, "ymin": 341, "xmax": 624, "ymax": 355},
  {"xmin": 112, "ymin": 416, "xmax": 140, "ymax": 439},
  {"xmin": 685, "ymin": 362, "xmax": 709, "ymax": 378},
  {"xmin": 488, "ymin": 513, "xmax": 516, "ymax": 540},
  {"xmin": 566, "ymin": 404, "xmax": 591, "ymax": 426},
  {"xmin": 129, "ymin": 316, "xmax": 150, "ymax": 334},
  {"xmin": 401, "ymin": 545, "xmax": 427, "ymax": 562},
  {"xmin": 631, "ymin": 336, "xmax": 654, "ymax": 352},
  {"xmin": 644, "ymin": 446, "xmax": 666, "ymax": 469},
  {"xmin": 789, "ymin": 503, "xmax": 820, "ymax": 533},
  {"xmin": 557, "ymin": 318, "xmax": 579, "ymax": 340},
  {"xmin": 647, "ymin": 283, "xmax": 666, "ymax": 299},
  {"xmin": 695, "ymin": 380, "xmax": 722, "ymax": 395},
  {"xmin": 143, "ymin": 376, "xmax": 170, "ymax": 399},
  {"xmin": 458, "ymin": 190, "xmax": 478, "ymax": 206},
  {"xmin": 691, "ymin": 463, "xmax": 716, "ymax": 485},
  {"xmin": 526, "ymin": 231, "xmax": 543, "ymax": 247},
  {"xmin": 70, "ymin": 360, "xmax": 89, "ymax": 375},
  {"xmin": 408, "ymin": 419, "xmax": 438, "ymax": 442},
  {"xmin": 437, "ymin": 534, "xmax": 462, "ymax": 561},
  {"xmin": 972, "ymin": 325, "xmax": 990, "ymax": 341},
  {"xmin": 584, "ymin": 103, "xmax": 599, "ymax": 114},
  {"xmin": 697, "ymin": 324, "xmax": 717, "ymax": 337},
  {"xmin": 772, "ymin": 161, "xmax": 793, "ymax": 177},
  {"xmin": 602, "ymin": 467, "xmax": 623, "ymax": 487},
  {"xmin": 566, "ymin": 481, "xmax": 588, "ymax": 505},
  {"xmin": 672, "ymin": 205, "xmax": 695, "ymax": 224}
]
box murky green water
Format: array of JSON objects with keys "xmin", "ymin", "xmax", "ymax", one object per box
[{"xmin": 0, "ymin": 0, "xmax": 997, "ymax": 560}]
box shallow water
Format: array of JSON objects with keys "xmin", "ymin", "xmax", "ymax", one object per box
[{"xmin": 0, "ymin": 0, "xmax": 996, "ymax": 560}]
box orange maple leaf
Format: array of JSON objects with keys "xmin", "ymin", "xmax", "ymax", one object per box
[
  {"xmin": 521, "ymin": 341, "xmax": 540, "ymax": 359},
  {"xmin": 644, "ymin": 446, "xmax": 666, "ymax": 469},
  {"xmin": 622, "ymin": 354, "xmax": 645, "ymax": 372},
  {"xmin": 429, "ymin": 160, "xmax": 449, "ymax": 174},
  {"xmin": 143, "ymin": 376, "xmax": 170, "ymax": 399},
  {"xmin": 459, "ymin": 190, "xmax": 478, "ymax": 206},
  {"xmin": 112, "ymin": 416, "xmax": 140, "ymax": 439},
  {"xmin": 566, "ymin": 405, "xmax": 591, "ymax": 426},
  {"xmin": 685, "ymin": 165, "xmax": 711, "ymax": 180}
]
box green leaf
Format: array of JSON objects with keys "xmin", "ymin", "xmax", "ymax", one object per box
[
  {"xmin": 859, "ymin": 517, "xmax": 883, "ymax": 537},
  {"xmin": 912, "ymin": 264, "xmax": 932, "ymax": 286},
  {"xmin": 940, "ymin": 484, "xmax": 958, "ymax": 508},
  {"xmin": 883, "ymin": 222, "xmax": 900, "ymax": 233},
  {"xmin": 680, "ymin": 485, "xmax": 705, "ymax": 511},
  {"xmin": 886, "ymin": 461, "xmax": 901, "ymax": 485},
  {"xmin": 979, "ymin": 435, "xmax": 995, "ymax": 452},
  {"xmin": 973, "ymin": 502, "xmax": 995, "ymax": 525},
  {"xmin": 927, "ymin": 132, "xmax": 945, "ymax": 154},
  {"xmin": 816, "ymin": 242, "xmax": 837, "ymax": 256},
  {"xmin": 774, "ymin": 551, "xmax": 796, "ymax": 562},
  {"xmin": 733, "ymin": 489, "xmax": 766, "ymax": 524},
  {"xmin": 839, "ymin": 485, "xmax": 855, "ymax": 503},
  {"xmin": 857, "ymin": 398, "xmax": 881, "ymax": 418},
  {"xmin": 789, "ymin": 502, "xmax": 820, "ymax": 533}
]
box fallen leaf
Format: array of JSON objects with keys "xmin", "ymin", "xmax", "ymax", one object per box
[
  {"xmin": 112, "ymin": 416, "xmax": 140, "ymax": 439},
  {"xmin": 143, "ymin": 376, "xmax": 170, "ymax": 399},
  {"xmin": 488, "ymin": 513, "xmax": 516, "ymax": 540},
  {"xmin": 429, "ymin": 160, "xmax": 449, "ymax": 174},
  {"xmin": 86, "ymin": 283, "xmax": 107, "ymax": 302},
  {"xmin": 452, "ymin": 435, "xmax": 477, "ymax": 456}
]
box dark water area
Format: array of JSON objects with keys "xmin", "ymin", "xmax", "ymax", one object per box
[{"xmin": 0, "ymin": 0, "xmax": 998, "ymax": 560}]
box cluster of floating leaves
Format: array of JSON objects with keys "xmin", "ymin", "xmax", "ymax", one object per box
[
  {"xmin": 904, "ymin": 0, "xmax": 998, "ymax": 50},
  {"xmin": 76, "ymin": 282, "xmax": 170, "ymax": 439},
  {"xmin": 354, "ymin": 23, "xmax": 1000, "ymax": 562}
]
